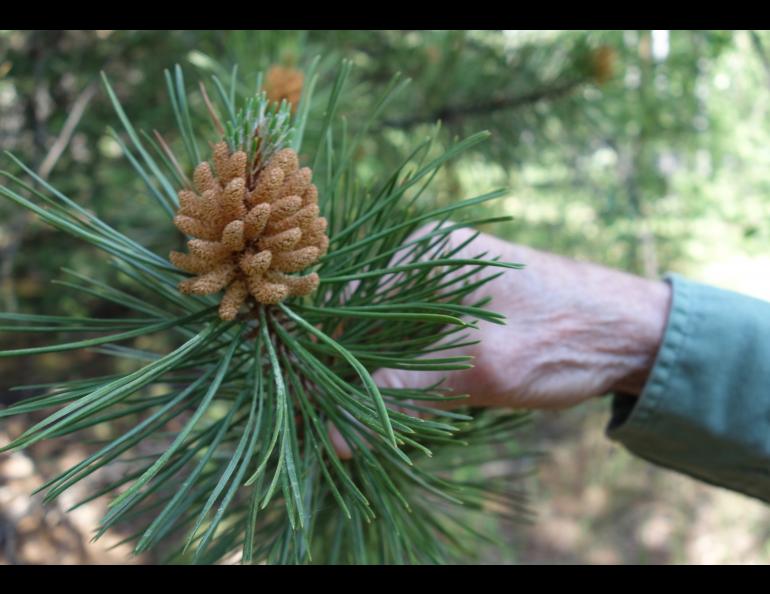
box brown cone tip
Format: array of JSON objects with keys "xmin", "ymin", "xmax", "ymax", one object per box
[
  {"xmin": 264, "ymin": 66, "xmax": 304, "ymax": 112},
  {"xmin": 591, "ymin": 46, "xmax": 615, "ymax": 85},
  {"xmin": 170, "ymin": 142, "xmax": 328, "ymax": 320}
]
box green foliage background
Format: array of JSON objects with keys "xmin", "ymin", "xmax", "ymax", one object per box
[{"xmin": 2, "ymin": 30, "xmax": 770, "ymax": 563}]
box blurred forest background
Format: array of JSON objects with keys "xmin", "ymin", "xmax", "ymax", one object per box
[{"xmin": 2, "ymin": 29, "xmax": 770, "ymax": 564}]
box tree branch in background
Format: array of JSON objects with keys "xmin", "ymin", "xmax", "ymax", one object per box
[
  {"xmin": 749, "ymin": 30, "xmax": 770, "ymax": 87},
  {"xmin": 382, "ymin": 76, "xmax": 587, "ymax": 129},
  {"xmin": 1, "ymin": 80, "xmax": 98, "ymax": 311},
  {"xmin": 37, "ymin": 81, "xmax": 98, "ymax": 180}
]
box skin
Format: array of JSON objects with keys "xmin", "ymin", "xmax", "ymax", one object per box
[{"xmin": 331, "ymin": 227, "xmax": 672, "ymax": 458}]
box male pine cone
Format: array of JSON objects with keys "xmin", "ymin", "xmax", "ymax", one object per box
[
  {"xmin": 265, "ymin": 65, "xmax": 304, "ymax": 112},
  {"xmin": 169, "ymin": 142, "xmax": 329, "ymax": 321}
]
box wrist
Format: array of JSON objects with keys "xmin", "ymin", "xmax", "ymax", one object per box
[
  {"xmin": 591, "ymin": 274, "xmax": 672, "ymax": 397},
  {"xmin": 532, "ymin": 252, "xmax": 672, "ymax": 402}
]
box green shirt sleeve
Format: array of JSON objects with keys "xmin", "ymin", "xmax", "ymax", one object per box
[{"xmin": 606, "ymin": 273, "xmax": 770, "ymax": 503}]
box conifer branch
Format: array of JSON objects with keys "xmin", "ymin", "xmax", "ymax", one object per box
[
  {"xmin": 0, "ymin": 60, "xmax": 534, "ymax": 564},
  {"xmin": 382, "ymin": 76, "xmax": 587, "ymax": 129}
]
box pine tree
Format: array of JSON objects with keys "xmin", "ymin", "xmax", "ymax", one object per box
[{"xmin": 0, "ymin": 61, "xmax": 532, "ymax": 564}]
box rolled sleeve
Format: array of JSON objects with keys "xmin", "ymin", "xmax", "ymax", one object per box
[{"xmin": 607, "ymin": 274, "xmax": 770, "ymax": 503}]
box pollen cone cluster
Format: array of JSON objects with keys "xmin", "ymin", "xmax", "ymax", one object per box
[
  {"xmin": 264, "ymin": 66, "xmax": 304, "ymax": 112},
  {"xmin": 170, "ymin": 142, "xmax": 329, "ymax": 321}
]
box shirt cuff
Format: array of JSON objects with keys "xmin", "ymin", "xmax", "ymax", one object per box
[{"xmin": 606, "ymin": 274, "xmax": 770, "ymax": 503}]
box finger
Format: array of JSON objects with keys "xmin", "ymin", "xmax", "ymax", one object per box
[{"xmin": 328, "ymin": 421, "xmax": 353, "ymax": 460}]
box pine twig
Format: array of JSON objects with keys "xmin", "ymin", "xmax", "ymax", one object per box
[
  {"xmin": 381, "ymin": 76, "xmax": 586, "ymax": 129},
  {"xmin": 1, "ymin": 80, "xmax": 98, "ymax": 312},
  {"xmin": 38, "ymin": 81, "xmax": 99, "ymax": 180}
]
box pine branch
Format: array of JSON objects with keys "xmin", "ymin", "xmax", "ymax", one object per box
[
  {"xmin": 382, "ymin": 76, "xmax": 587, "ymax": 129},
  {"xmin": 0, "ymin": 59, "xmax": 534, "ymax": 564}
]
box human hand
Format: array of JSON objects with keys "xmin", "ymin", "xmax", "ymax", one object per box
[
  {"xmin": 377, "ymin": 227, "xmax": 671, "ymax": 409},
  {"xmin": 331, "ymin": 227, "xmax": 671, "ymax": 456}
]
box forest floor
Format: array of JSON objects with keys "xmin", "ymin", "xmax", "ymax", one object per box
[
  {"xmin": 493, "ymin": 400, "xmax": 770, "ymax": 564},
  {"xmin": 3, "ymin": 400, "xmax": 770, "ymax": 564},
  {"xmin": 0, "ymin": 418, "xmax": 146, "ymax": 565}
]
